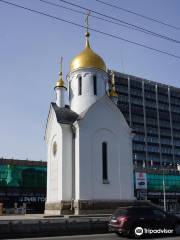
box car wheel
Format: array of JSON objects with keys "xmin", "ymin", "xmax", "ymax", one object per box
[
  {"xmin": 174, "ymin": 223, "xmax": 180, "ymax": 235},
  {"xmin": 115, "ymin": 232, "xmax": 122, "ymax": 237}
]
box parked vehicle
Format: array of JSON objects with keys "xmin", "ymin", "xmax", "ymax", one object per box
[{"xmin": 108, "ymin": 205, "xmax": 180, "ymax": 238}]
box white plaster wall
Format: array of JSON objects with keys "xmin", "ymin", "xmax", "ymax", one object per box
[
  {"xmin": 92, "ymin": 129, "xmax": 120, "ymax": 199},
  {"xmin": 45, "ymin": 108, "xmax": 62, "ymax": 202},
  {"xmin": 61, "ymin": 124, "xmax": 73, "ymax": 200},
  {"xmin": 75, "ymin": 95, "xmax": 134, "ymax": 200},
  {"xmin": 45, "ymin": 106, "xmax": 73, "ymax": 203},
  {"xmin": 67, "ymin": 68, "xmax": 108, "ymax": 114},
  {"xmin": 74, "ymin": 122, "xmax": 80, "ymax": 200}
]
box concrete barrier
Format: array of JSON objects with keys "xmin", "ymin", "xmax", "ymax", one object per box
[
  {"xmin": 0, "ymin": 217, "xmax": 109, "ymax": 239},
  {"xmin": 39, "ymin": 219, "xmax": 67, "ymax": 234}
]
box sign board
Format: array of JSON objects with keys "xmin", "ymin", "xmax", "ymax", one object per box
[
  {"xmin": 136, "ymin": 189, "xmax": 147, "ymax": 200},
  {"xmin": 135, "ymin": 172, "xmax": 147, "ymax": 189}
]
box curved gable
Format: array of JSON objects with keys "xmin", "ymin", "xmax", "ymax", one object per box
[
  {"xmin": 78, "ymin": 94, "xmax": 131, "ymax": 134},
  {"xmin": 75, "ymin": 94, "xmax": 133, "ymax": 200}
]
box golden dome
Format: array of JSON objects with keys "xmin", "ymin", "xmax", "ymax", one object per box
[
  {"xmin": 55, "ymin": 79, "xmax": 65, "ymax": 88},
  {"xmin": 55, "ymin": 57, "xmax": 67, "ymax": 89},
  {"xmin": 70, "ymin": 33, "xmax": 106, "ymax": 72}
]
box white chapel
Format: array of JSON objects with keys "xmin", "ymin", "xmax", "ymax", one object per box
[{"xmin": 44, "ymin": 25, "xmax": 134, "ymax": 215}]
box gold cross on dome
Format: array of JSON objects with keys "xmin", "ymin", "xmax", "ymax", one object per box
[
  {"xmin": 59, "ymin": 56, "xmax": 63, "ymax": 77},
  {"xmin": 85, "ymin": 11, "xmax": 91, "ymax": 33}
]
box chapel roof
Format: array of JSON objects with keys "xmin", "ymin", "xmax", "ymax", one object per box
[{"xmin": 51, "ymin": 102, "xmax": 79, "ymax": 124}]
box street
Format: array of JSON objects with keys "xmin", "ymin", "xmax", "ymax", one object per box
[{"xmin": 6, "ymin": 233, "xmax": 180, "ymax": 240}]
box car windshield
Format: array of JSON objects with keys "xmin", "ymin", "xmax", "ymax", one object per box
[
  {"xmin": 112, "ymin": 208, "xmax": 128, "ymax": 218},
  {"xmin": 128, "ymin": 207, "xmax": 153, "ymax": 216}
]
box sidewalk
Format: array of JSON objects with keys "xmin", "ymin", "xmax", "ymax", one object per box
[
  {"xmin": 0, "ymin": 213, "xmax": 110, "ymax": 221},
  {"xmin": 0, "ymin": 214, "xmax": 45, "ymax": 221}
]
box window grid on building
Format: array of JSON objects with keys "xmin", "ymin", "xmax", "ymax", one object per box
[{"xmin": 112, "ymin": 72, "xmax": 180, "ymax": 169}]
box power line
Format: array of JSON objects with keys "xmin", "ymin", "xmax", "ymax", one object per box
[
  {"xmin": 0, "ymin": 0, "xmax": 180, "ymax": 60},
  {"xmin": 40, "ymin": 0, "xmax": 180, "ymax": 44},
  {"xmin": 57, "ymin": 0, "xmax": 180, "ymax": 44},
  {"xmin": 39, "ymin": 0, "xmax": 129, "ymax": 29},
  {"xmin": 95, "ymin": 0, "xmax": 180, "ymax": 31}
]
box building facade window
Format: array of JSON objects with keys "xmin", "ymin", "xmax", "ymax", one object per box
[
  {"xmin": 102, "ymin": 142, "xmax": 108, "ymax": 182},
  {"xmin": 93, "ymin": 75, "xmax": 97, "ymax": 95},
  {"xmin": 78, "ymin": 76, "xmax": 82, "ymax": 95}
]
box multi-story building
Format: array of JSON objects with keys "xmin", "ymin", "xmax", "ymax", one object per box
[
  {"xmin": 0, "ymin": 158, "xmax": 47, "ymax": 213},
  {"xmin": 111, "ymin": 71, "xmax": 180, "ymax": 212}
]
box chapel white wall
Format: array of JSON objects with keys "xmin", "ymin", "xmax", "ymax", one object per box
[
  {"xmin": 45, "ymin": 107, "xmax": 73, "ymax": 203},
  {"xmin": 74, "ymin": 96, "xmax": 134, "ymax": 201}
]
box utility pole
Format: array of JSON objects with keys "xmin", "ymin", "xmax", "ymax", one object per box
[{"xmin": 162, "ymin": 167, "xmax": 166, "ymax": 212}]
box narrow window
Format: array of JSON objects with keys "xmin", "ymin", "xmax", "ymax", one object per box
[
  {"xmin": 78, "ymin": 76, "xmax": 82, "ymax": 95},
  {"xmin": 102, "ymin": 142, "xmax": 108, "ymax": 182},
  {"xmin": 93, "ymin": 75, "xmax": 97, "ymax": 95}
]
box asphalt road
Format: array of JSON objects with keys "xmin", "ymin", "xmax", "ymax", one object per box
[{"xmin": 6, "ymin": 233, "xmax": 180, "ymax": 240}]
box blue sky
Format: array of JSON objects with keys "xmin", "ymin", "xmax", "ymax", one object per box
[{"xmin": 0, "ymin": 0, "xmax": 180, "ymax": 161}]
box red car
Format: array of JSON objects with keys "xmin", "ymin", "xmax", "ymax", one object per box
[{"xmin": 109, "ymin": 205, "xmax": 180, "ymax": 238}]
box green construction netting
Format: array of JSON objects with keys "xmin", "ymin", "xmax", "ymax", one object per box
[
  {"xmin": 147, "ymin": 174, "xmax": 180, "ymax": 191},
  {"xmin": 0, "ymin": 164, "xmax": 47, "ymax": 188}
]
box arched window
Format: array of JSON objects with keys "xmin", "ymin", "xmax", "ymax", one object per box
[
  {"xmin": 102, "ymin": 142, "xmax": 108, "ymax": 182},
  {"xmin": 78, "ymin": 76, "xmax": 82, "ymax": 95},
  {"xmin": 52, "ymin": 141, "xmax": 57, "ymax": 157},
  {"xmin": 93, "ymin": 75, "xmax": 97, "ymax": 95}
]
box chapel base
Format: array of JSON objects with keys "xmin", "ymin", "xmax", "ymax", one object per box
[{"xmin": 44, "ymin": 199, "xmax": 154, "ymax": 216}]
